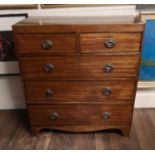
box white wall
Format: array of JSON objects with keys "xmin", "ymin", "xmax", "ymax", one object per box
[
  {"xmin": 0, "ymin": 5, "xmax": 136, "ymax": 17},
  {"xmin": 0, "ymin": 5, "xmax": 154, "ymax": 109}
]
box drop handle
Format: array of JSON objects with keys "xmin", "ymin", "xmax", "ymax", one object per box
[
  {"xmin": 42, "ymin": 40, "xmax": 53, "ymax": 49},
  {"xmin": 105, "ymin": 38, "xmax": 116, "ymax": 48},
  {"xmin": 103, "ymin": 87, "xmax": 112, "ymax": 95},
  {"xmin": 49, "ymin": 112, "xmax": 59, "ymax": 121},
  {"xmin": 43, "ymin": 64, "xmax": 55, "ymax": 73},
  {"xmin": 102, "ymin": 112, "xmax": 111, "ymax": 120},
  {"xmin": 45, "ymin": 89, "xmax": 54, "ymax": 99},
  {"xmin": 103, "ymin": 64, "xmax": 113, "ymax": 73}
]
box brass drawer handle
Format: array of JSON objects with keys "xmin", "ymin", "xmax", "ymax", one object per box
[
  {"xmin": 45, "ymin": 89, "xmax": 54, "ymax": 99},
  {"xmin": 49, "ymin": 112, "xmax": 59, "ymax": 121},
  {"xmin": 43, "ymin": 64, "xmax": 54, "ymax": 73},
  {"xmin": 102, "ymin": 112, "xmax": 111, "ymax": 120},
  {"xmin": 104, "ymin": 64, "xmax": 113, "ymax": 73},
  {"xmin": 105, "ymin": 38, "xmax": 116, "ymax": 48},
  {"xmin": 103, "ymin": 87, "xmax": 112, "ymax": 95},
  {"xmin": 42, "ymin": 40, "xmax": 53, "ymax": 49}
]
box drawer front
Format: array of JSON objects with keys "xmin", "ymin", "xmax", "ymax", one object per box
[
  {"xmin": 28, "ymin": 104, "xmax": 132, "ymax": 126},
  {"xmin": 16, "ymin": 34, "xmax": 77, "ymax": 54},
  {"xmin": 80, "ymin": 33, "xmax": 141, "ymax": 53},
  {"xmin": 25, "ymin": 80, "xmax": 136, "ymax": 103},
  {"xmin": 20, "ymin": 55, "xmax": 139, "ymax": 79}
]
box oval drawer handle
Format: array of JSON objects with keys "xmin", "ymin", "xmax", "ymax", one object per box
[
  {"xmin": 105, "ymin": 38, "xmax": 116, "ymax": 48},
  {"xmin": 45, "ymin": 89, "xmax": 54, "ymax": 99},
  {"xmin": 42, "ymin": 40, "xmax": 53, "ymax": 49},
  {"xmin": 102, "ymin": 112, "xmax": 111, "ymax": 120},
  {"xmin": 43, "ymin": 64, "xmax": 55, "ymax": 73},
  {"xmin": 49, "ymin": 112, "xmax": 59, "ymax": 121},
  {"xmin": 103, "ymin": 64, "xmax": 113, "ymax": 73},
  {"xmin": 103, "ymin": 87, "xmax": 112, "ymax": 95}
]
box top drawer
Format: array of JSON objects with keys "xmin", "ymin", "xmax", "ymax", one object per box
[
  {"xmin": 15, "ymin": 34, "xmax": 77, "ymax": 54},
  {"xmin": 80, "ymin": 33, "xmax": 141, "ymax": 53}
]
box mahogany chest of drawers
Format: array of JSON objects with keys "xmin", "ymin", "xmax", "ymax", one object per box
[{"xmin": 13, "ymin": 16, "xmax": 144, "ymax": 136}]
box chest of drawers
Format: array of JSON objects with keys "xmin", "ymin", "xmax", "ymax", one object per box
[{"xmin": 13, "ymin": 16, "xmax": 144, "ymax": 136}]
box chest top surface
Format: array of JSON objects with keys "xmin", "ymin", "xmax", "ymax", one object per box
[{"xmin": 13, "ymin": 16, "xmax": 144, "ymax": 33}]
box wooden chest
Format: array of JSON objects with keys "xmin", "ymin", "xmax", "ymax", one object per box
[{"xmin": 13, "ymin": 16, "xmax": 144, "ymax": 136}]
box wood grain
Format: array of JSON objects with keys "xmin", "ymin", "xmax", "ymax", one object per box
[
  {"xmin": 25, "ymin": 80, "xmax": 136, "ymax": 103},
  {"xmin": 0, "ymin": 111, "xmax": 26, "ymax": 149},
  {"xmin": 0, "ymin": 109, "xmax": 155, "ymax": 149},
  {"xmin": 80, "ymin": 33, "xmax": 141, "ymax": 53},
  {"xmin": 20, "ymin": 55, "xmax": 140, "ymax": 79},
  {"xmin": 133, "ymin": 109, "xmax": 155, "ymax": 149},
  {"xmin": 28, "ymin": 104, "xmax": 132, "ymax": 126},
  {"xmin": 13, "ymin": 16, "xmax": 143, "ymax": 136},
  {"xmin": 16, "ymin": 34, "xmax": 77, "ymax": 54},
  {"xmin": 12, "ymin": 16, "xmax": 144, "ymax": 33}
]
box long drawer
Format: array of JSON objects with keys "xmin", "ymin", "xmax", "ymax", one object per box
[
  {"xmin": 80, "ymin": 33, "xmax": 141, "ymax": 53},
  {"xmin": 25, "ymin": 80, "xmax": 136, "ymax": 103},
  {"xmin": 20, "ymin": 55, "xmax": 139, "ymax": 79},
  {"xmin": 28, "ymin": 104, "xmax": 132, "ymax": 126},
  {"xmin": 16, "ymin": 34, "xmax": 77, "ymax": 54}
]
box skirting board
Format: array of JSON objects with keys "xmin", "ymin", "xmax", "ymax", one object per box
[
  {"xmin": 135, "ymin": 89, "xmax": 155, "ymax": 108},
  {"xmin": 0, "ymin": 97, "xmax": 25, "ymax": 109},
  {"xmin": 0, "ymin": 76, "xmax": 154, "ymax": 109}
]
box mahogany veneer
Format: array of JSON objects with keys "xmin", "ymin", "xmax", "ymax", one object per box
[{"xmin": 13, "ymin": 16, "xmax": 144, "ymax": 136}]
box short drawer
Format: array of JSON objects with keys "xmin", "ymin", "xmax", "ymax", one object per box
[
  {"xmin": 25, "ymin": 80, "xmax": 136, "ymax": 103},
  {"xmin": 28, "ymin": 104, "xmax": 132, "ymax": 126},
  {"xmin": 20, "ymin": 55, "xmax": 139, "ymax": 79},
  {"xmin": 16, "ymin": 34, "xmax": 77, "ymax": 54},
  {"xmin": 80, "ymin": 33, "xmax": 141, "ymax": 53}
]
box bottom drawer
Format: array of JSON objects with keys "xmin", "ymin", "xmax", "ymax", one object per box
[{"xmin": 28, "ymin": 104, "xmax": 132, "ymax": 126}]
